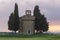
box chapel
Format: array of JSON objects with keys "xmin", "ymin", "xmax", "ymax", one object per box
[{"xmin": 19, "ymin": 10, "xmax": 35, "ymax": 34}]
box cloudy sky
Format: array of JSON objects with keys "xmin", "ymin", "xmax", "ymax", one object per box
[{"xmin": 0, "ymin": 0, "xmax": 60, "ymax": 32}]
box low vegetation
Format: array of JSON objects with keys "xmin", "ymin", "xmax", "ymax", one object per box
[{"xmin": 0, "ymin": 33, "xmax": 60, "ymax": 40}]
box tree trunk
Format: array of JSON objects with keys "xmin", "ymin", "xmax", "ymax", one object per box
[{"xmin": 39, "ymin": 30, "xmax": 43, "ymax": 33}]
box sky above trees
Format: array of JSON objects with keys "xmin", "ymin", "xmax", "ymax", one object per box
[{"xmin": 0, "ymin": 0, "xmax": 60, "ymax": 32}]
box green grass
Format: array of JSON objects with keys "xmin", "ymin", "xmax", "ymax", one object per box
[{"xmin": 0, "ymin": 33, "xmax": 60, "ymax": 40}]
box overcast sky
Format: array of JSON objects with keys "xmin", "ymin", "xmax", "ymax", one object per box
[{"xmin": 0, "ymin": 0, "xmax": 60, "ymax": 32}]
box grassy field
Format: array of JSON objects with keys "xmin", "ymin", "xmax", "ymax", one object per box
[{"xmin": 0, "ymin": 33, "xmax": 60, "ymax": 40}]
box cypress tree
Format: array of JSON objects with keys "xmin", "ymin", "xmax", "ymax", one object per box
[
  {"xmin": 33, "ymin": 5, "xmax": 49, "ymax": 33},
  {"xmin": 13, "ymin": 3, "xmax": 20, "ymax": 33},
  {"xmin": 33, "ymin": 5, "xmax": 42, "ymax": 32},
  {"xmin": 8, "ymin": 12, "xmax": 14, "ymax": 31},
  {"xmin": 8, "ymin": 3, "xmax": 20, "ymax": 33}
]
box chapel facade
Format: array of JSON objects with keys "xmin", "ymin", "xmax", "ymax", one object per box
[{"xmin": 19, "ymin": 10, "xmax": 35, "ymax": 35}]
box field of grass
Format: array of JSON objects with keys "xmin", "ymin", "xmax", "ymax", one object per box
[{"xmin": 0, "ymin": 33, "xmax": 60, "ymax": 40}]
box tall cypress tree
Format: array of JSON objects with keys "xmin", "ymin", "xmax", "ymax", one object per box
[
  {"xmin": 13, "ymin": 3, "xmax": 20, "ymax": 32},
  {"xmin": 33, "ymin": 5, "xmax": 42, "ymax": 32},
  {"xmin": 33, "ymin": 5, "xmax": 49, "ymax": 33},
  {"xmin": 8, "ymin": 3, "xmax": 20, "ymax": 33}
]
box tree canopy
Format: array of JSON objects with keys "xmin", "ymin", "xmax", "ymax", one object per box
[
  {"xmin": 8, "ymin": 3, "xmax": 20, "ymax": 33},
  {"xmin": 8, "ymin": 12, "xmax": 14, "ymax": 31},
  {"xmin": 33, "ymin": 5, "xmax": 49, "ymax": 33}
]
